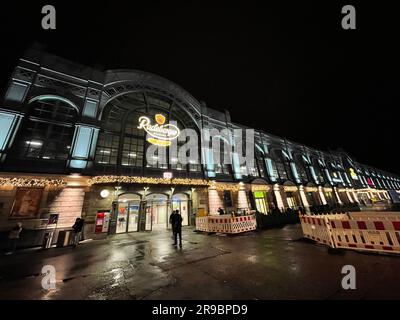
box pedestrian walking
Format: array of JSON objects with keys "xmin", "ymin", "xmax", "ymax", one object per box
[
  {"xmin": 5, "ymin": 222, "xmax": 22, "ymax": 255},
  {"xmin": 171, "ymin": 209, "xmax": 183, "ymax": 247},
  {"xmin": 72, "ymin": 218, "xmax": 84, "ymax": 248}
]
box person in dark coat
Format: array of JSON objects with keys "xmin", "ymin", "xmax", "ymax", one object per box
[
  {"xmin": 169, "ymin": 210, "xmax": 177, "ymax": 238},
  {"xmin": 218, "ymin": 207, "xmax": 225, "ymax": 215},
  {"xmin": 5, "ymin": 222, "xmax": 22, "ymax": 255},
  {"xmin": 72, "ymin": 218, "xmax": 84, "ymax": 248},
  {"xmin": 171, "ymin": 210, "xmax": 183, "ymax": 247}
]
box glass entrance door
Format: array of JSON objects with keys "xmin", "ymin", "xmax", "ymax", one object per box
[
  {"xmin": 151, "ymin": 201, "xmax": 168, "ymax": 230},
  {"xmin": 127, "ymin": 202, "xmax": 139, "ymax": 232},
  {"xmin": 116, "ymin": 193, "xmax": 141, "ymax": 233},
  {"xmin": 116, "ymin": 202, "xmax": 128, "ymax": 234},
  {"xmin": 286, "ymin": 192, "xmax": 297, "ymax": 208},
  {"xmin": 253, "ymin": 191, "xmax": 269, "ymax": 214},
  {"xmin": 171, "ymin": 193, "xmax": 190, "ymax": 226},
  {"xmin": 171, "ymin": 200, "xmax": 189, "ymax": 226}
]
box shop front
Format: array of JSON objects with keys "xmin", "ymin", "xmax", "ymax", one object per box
[
  {"xmin": 84, "ymin": 176, "xmax": 210, "ymax": 237},
  {"xmin": 323, "ymin": 187, "xmax": 336, "ymax": 206},
  {"xmin": 283, "ymin": 185, "xmax": 302, "ymax": 209},
  {"xmin": 305, "ymin": 187, "xmax": 321, "ymax": 206},
  {"xmin": 115, "ymin": 193, "xmax": 142, "ymax": 233},
  {"xmin": 253, "ymin": 190, "xmax": 269, "ymax": 214}
]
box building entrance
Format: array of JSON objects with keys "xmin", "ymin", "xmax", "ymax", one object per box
[
  {"xmin": 146, "ymin": 193, "xmax": 169, "ymax": 230},
  {"xmin": 116, "ymin": 193, "xmax": 141, "ymax": 233},
  {"xmin": 171, "ymin": 193, "xmax": 190, "ymax": 226}
]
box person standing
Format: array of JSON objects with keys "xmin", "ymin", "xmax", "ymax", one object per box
[
  {"xmin": 172, "ymin": 210, "xmax": 183, "ymax": 247},
  {"xmin": 169, "ymin": 210, "xmax": 177, "ymax": 239},
  {"xmin": 218, "ymin": 207, "xmax": 225, "ymax": 215},
  {"xmin": 5, "ymin": 222, "xmax": 22, "ymax": 255},
  {"xmin": 72, "ymin": 218, "xmax": 84, "ymax": 248}
]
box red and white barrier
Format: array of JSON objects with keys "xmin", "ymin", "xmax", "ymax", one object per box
[
  {"xmin": 329, "ymin": 219, "xmax": 400, "ymax": 254},
  {"xmin": 196, "ymin": 215, "xmax": 257, "ymax": 234},
  {"xmin": 195, "ymin": 216, "xmax": 209, "ymax": 232},
  {"xmin": 300, "ymin": 215, "xmax": 335, "ymax": 247},
  {"xmin": 300, "ymin": 213, "xmax": 400, "ymax": 254}
]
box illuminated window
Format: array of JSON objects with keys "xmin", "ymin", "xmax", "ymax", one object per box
[
  {"xmin": 95, "ymin": 133, "xmax": 120, "ymax": 165},
  {"xmin": 9, "ymin": 97, "xmax": 77, "ymax": 161}
]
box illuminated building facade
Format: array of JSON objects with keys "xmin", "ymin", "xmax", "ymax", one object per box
[{"xmin": 0, "ymin": 48, "xmax": 399, "ymax": 244}]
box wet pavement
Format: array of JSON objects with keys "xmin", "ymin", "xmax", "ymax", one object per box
[{"xmin": 0, "ymin": 224, "xmax": 400, "ymax": 300}]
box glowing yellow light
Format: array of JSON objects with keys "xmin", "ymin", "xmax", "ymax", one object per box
[{"xmin": 137, "ymin": 114, "xmax": 180, "ymax": 146}]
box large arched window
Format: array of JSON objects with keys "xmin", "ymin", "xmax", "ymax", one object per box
[
  {"xmin": 294, "ymin": 154, "xmax": 309, "ymax": 184},
  {"xmin": 311, "ymin": 158, "xmax": 325, "ymax": 185},
  {"xmin": 95, "ymin": 91, "xmax": 202, "ymax": 177},
  {"xmin": 8, "ymin": 96, "xmax": 77, "ymax": 166},
  {"xmin": 255, "ymin": 145, "xmax": 267, "ymax": 179},
  {"xmin": 272, "ymin": 149, "xmax": 293, "ymax": 182}
]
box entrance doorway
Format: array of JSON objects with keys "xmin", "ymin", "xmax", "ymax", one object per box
[
  {"xmin": 171, "ymin": 193, "xmax": 190, "ymax": 226},
  {"xmin": 116, "ymin": 193, "xmax": 141, "ymax": 234},
  {"xmin": 253, "ymin": 191, "xmax": 269, "ymax": 214},
  {"xmin": 285, "ymin": 192, "xmax": 297, "ymax": 208},
  {"xmin": 146, "ymin": 193, "xmax": 169, "ymax": 230}
]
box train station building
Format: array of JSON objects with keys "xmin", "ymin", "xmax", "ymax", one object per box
[{"xmin": 0, "ymin": 48, "xmax": 399, "ymax": 244}]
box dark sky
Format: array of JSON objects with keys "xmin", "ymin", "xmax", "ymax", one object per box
[{"xmin": 1, "ymin": 1, "xmax": 399, "ymax": 173}]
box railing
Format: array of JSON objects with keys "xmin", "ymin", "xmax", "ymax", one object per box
[{"xmin": 0, "ymin": 217, "xmax": 75, "ymax": 232}]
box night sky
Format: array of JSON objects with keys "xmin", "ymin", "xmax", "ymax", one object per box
[{"xmin": 1, "ymin": 1, "xmax": 399, "ymax": 173}]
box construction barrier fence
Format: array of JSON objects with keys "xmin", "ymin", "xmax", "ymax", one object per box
[
  {"xmin": 195, "ymin": 214, "xmax": 257, "ymax": 234},
  {"xmin": 300, "ymin": 212, "xmax": 400, "ymax": 254}
]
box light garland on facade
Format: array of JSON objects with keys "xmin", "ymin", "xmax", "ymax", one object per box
[
  {"xmin": 283, "ymin": 186, "xmax": 299, "ymax": 192},
  {"xmin": 209, "ymin": 180, "xmax": 241, "ymax": 191},
  {"xmin": 304, "ymin": 187, "xmax": 318, "ymax": 192},
  {"xmin": 214, "ymin": 184, "xmax": 240, "ymax": 192},
  {"xmin": 251, "ymin": 185, "xmax": 271, "ymax": 192},
  {"xmin": 88, "ymin": 176, "xmax": 210, "ymax": 186},
  {"xmin": 0, "ymin": 177, "xmax": 66, "ymax": 188},
  {"xmin": 88, "ymin": 176, "xmax": 245, "ymax": 191}
]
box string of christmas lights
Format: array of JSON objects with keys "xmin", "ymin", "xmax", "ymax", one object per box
[
  {"xmin": 87, "ymin": 175, "xmax": 243, "ymax": 191},
  {"xmin": 0, "ymin": 177, "xmax": 66, "ymax": 188},
  {"xmin": 88, "ymin": 176, "xmax": 210, "ymax": 186}
]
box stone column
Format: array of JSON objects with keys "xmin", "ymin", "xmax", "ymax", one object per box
[
  {"xmin": 237, "ymin": 183, "xmax": 249, "ymax": 211},
  {"xmin": 345, "ymin": 189, "xmax": 354, "ymax": 203},
  {"xmin": 352, "ymin": 190, "xmax": 360, "ymax": 203},
  {"xmin": 318, "ymin": 186, "xmax": 327, "ymax": 205},
  {"xmin": 208, "ymin": 185, "xmax": 223, "ymax": 215},
  {"xmin": 334, "ymin": 187, "xmax": 343, "ymax": 204},
  {"xmin": 273, "ymin": 184, "xmax": 285, "ymax": 211},
  {"xmin": 299, "ymin": 185, "xmax": 310, "ymax": 213}
]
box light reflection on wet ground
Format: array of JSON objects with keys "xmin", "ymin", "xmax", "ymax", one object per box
[{"xmin": 0, "ymin": 224, "xmax": 400, "ymax": 299}]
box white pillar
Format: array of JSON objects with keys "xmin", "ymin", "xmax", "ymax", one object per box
[
  {"xmin": 345, "ymin": 189, "xmax": 354, "ymax": 203},
  {"xmin": 334, "ymin": 187, "xmax": 343, "ymax": 204},
  {"xmin": 237, "ymin": 184, "xmax": 249, "ymax": 211},
  {"xmin": 318, "ymin": 186, "xmax": 327, "ymax": 205},
  {"xmin": 299, "ymin": 185, "xmax": 311, "ymax": 214},
  {"xmin": 208, "ymin": 185, "xmax": 223, "ymax": 215},
  {"xmin": 273, "ymin": 184, "xmax": 285, "ymax": 210},
  {"xmin": 384, "ymin": 191, "xmax": 389, "ymax": 200},
  {"xmin": 352, "ymin": 190, "xmax": 360, "ymax": 203}
]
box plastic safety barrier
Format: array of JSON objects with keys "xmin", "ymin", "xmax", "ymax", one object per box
[
  {"xmin": 300, "ymin": 215, "xmax": 335, "ymax": 247},
  {"xmin": 330, "ymin": 219, "xmax": 400, "ymax": 254},
  {"xmin": 196, "ymin": 215, "xmax": 257, "ymax": 234},
  {"xmin": 300, "ymin": 213, "xmax": 400, "ymax": 254},
  {"xmin": 195, "ymin": 216, "xmax": 209, "ymax": 232}
]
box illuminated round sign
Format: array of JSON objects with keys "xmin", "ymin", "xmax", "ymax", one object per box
[
  {"xmin": 138, "ymin": 114, "xmax": 180, "ymax": 146},
  {"xmin": 100, "ymin": 189, "xmax": 110, "ymax": 198}
]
